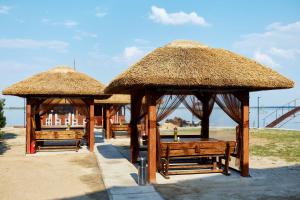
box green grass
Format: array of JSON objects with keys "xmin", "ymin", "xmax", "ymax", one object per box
[
  {"xmin": 160, "ymin": 127, "xmax": 300, "ymax": 162},
  {"xmin": 250, "ymin": 129, "xmax": 300, "ymax": 162}
]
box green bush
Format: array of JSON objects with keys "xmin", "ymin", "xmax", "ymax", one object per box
[{"xmin": 0, "ymin": 98, "xmax": 6, "ymax": 128}]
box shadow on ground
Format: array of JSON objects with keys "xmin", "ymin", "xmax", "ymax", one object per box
[
  {"xmin": 62, "ymin": 189, "xmax": 109, "ymax": 200},
  {"xmin": 0, "ymin": 132, "xmax": 17, "ymax": 155},
  {"xmin": 154, "ymin": 165, "xmax": 300, "ymax": 200}
]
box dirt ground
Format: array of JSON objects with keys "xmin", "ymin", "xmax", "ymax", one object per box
[{"xmin": 0, "ymin": 128, "xmax": 108, "ymax": 200}]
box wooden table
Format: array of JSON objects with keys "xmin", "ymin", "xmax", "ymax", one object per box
[{"xmin": 159, "ymin": 137, "xmax": 236, "ymax": 178}]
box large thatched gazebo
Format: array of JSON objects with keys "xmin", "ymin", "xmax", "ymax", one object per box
[
  {"xmin": 105, "ymin": 40, "xmax": 294, "ymax": 183},
  {"xmin": 95, "ymin": 94, "xmax": 130, "ymax": 139},
  {"xmin": 3, "ymin": 66, "xmax": 109, "ymax": 153}
]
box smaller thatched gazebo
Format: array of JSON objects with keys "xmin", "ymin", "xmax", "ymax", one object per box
[
  {"xmin": 95, "ymin": 94, "xmax": 130, "ymax": 139},
  {"xmin": 3, "ymin": 66, "xmax": 109, "ymax": 153},
  {"xmin": 105, "ymin": 40, "xmax": 294, "ymax": 183}
]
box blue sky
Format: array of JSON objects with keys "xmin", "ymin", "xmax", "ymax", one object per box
[{"xmin": 0, "ymin": 0, "xmax": 300, "ymax": 107}]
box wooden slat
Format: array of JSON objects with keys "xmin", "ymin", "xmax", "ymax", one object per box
[
  {"xmin": 168, "ymin": 164, "xmax": 213, "ymax": 169},
  {"xmin": 162, "ymin": 148, "xmax": 233, "ymax": 157},
  {"xmin": 168, "ymin": 169, "xmax": 223, "ymax": 175},
  {"xmin": 111, "ymin": 124, "xmax": 129, "ymax": 131},
  {"xmin": 160, "ymin": 135, "xmax": 201, "ymax": 139},
  {"xmin": 38, "ymin": 146, "xmax": 78, "ymax": 149},
  {"xmin": 37, "ymin": 146, "xmax": 78, "ymax": 152},
  {"xmin": 34, "ymin": 130, "xmax": 83, "ymax": 140},
  {"xmin": 160, "ymin": 141, "xmax": 236, "ymax": 150}
]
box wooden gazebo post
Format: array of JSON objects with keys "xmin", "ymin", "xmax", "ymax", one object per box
[
  {"xmin": 26, "ymin": 98, "xmax": 32, "ymax": 154},
  {"xmin": 89, "ymin": 98, "xmax": 95, "ymax": 151},
  {"xmin": 240, "ymin": 92, "xmax": 250, "ymax": 176},
  {"xmin": 199, "ymin": 95, "xmax": 210, "ymax": 138},
  {"xmin": 103, "ymin": 104, "xmax": 107, "ymax": 131},
  {"xmin": 129, "ymin": 93, "xmax": 141, "ymax": 163},
  {"xmin": 146, "ymin": 92, "xmax": 159, "ymax": 183},
  {"xmin": 106, "ymin": 105, "xmax": 111, "ymax": 139}
]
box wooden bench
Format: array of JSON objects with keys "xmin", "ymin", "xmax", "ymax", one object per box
[
  {"xmin": 158, "ymin": 139, "xmax": 236, "ymax": 178},
  {"xmin": 34, "ymin": 130, "xmax": 84, "ymax": 152}
]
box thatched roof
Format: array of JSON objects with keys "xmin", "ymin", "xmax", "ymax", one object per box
[
  {"xmin": 3, "ymin": 66, "xmax": 107, "ymax": 97},
  {"xmin": 105, "ymin": 40, "xmax": 294, "ymax": 94},
  {"xmin": 95, "ymin": 94, "xmax": 130, "ymax": 104}
]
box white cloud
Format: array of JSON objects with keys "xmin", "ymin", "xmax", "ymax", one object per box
[
  {"xmin": 149, "ymin": 6, "xmax": 208, "ymax": 26},
  {"xmin": 268, "ymin": 47, "xmax": 300, "ymax": 59},
  {"xmin": 253, "ymin": 50, "xmax": 278, "ymax": 67},
  {"xmin": 95, "ymin": 7, "xmax": 107, "ymax": 18},
  {"xmin": 41, "ymin": 18, "xmax": 78, "ymax": 28},
  {"xmin": 234, "ymin": 21, "xmax": 300, "ymax": 67},
  {"xmin": 112, "ymin": 46, "xmax": 147, "ymax": 65},
  {"xmin": 0, "ymin": 5, "xmax": 11, "ymax": 14},
  {"xmin": 0, "ymin": 39, "xmax": 69, "ymax": 53},
  {"xmin": 73, "ymin": 30, "xmax": 98, "ymax": 40},
  {"xmin": 63, "ymin": 20, "xmax": 78, "ymax": 28},
  {"xmin": 123, "ymin": 46, "xmax": 144, "ymax": 59}
]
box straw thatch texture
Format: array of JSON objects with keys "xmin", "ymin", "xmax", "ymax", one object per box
[
  {"xmin": 3, "ymin": 66, "xmax": 106, "ymax": 97},
  {"xmin": 95, "ymin": 94, "xmax": 130, "ymax": 104},
  {"xmin": 105, "ymin": 40, "xmax": 294, "ymax": 94}
]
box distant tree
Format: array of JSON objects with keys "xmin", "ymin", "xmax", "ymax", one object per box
[{"xmin": 0, "ymin": 98, "xmax": 6, "ymax": 128}]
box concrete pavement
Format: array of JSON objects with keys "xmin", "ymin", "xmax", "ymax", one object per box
[{"xmin": 94, "ymin": 130, "xmax": 164, "ymax": 200}]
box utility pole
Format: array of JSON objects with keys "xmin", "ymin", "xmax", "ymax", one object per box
[{"xmin": 257, "ymin": 96, "xmax": 261, "ymax": 128}]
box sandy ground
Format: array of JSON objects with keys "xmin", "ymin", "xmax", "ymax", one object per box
[
  {"xmin": 0, "ymin": 128, "xmax": 108, "ymax": 200},
  {"xmin": 111, "ymin": 131, "xmax": 300, "ymax": 200}
]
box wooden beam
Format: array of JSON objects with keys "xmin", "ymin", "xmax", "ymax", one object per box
[
  {"xmin": 89, "ymin": 99, "xmax": 95, "ymax": 152},
  {"xmin": 26, "ymin": 98, "xmax": 32, "ymax": 154},
  {"xmin": 240, "ymin": 92, "xmax": 250, "ymax": 177},
  {"xmin": 146, "ymin": 92, "xmax": 158, "ymax": 183}
]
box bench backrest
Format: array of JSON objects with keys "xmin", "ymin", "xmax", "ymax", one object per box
[
  {"xmin": 160, "ymin": 141, "xmax": 236, "ymax": 157},
  {"xmin": 34, "ymin": 130, "xmax": 84, "ymax": 140}
]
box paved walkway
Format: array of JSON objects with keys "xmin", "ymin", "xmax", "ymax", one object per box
[{"xmin": 94, "ymin": 130, "xmax": 163, "ymax": 200}]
